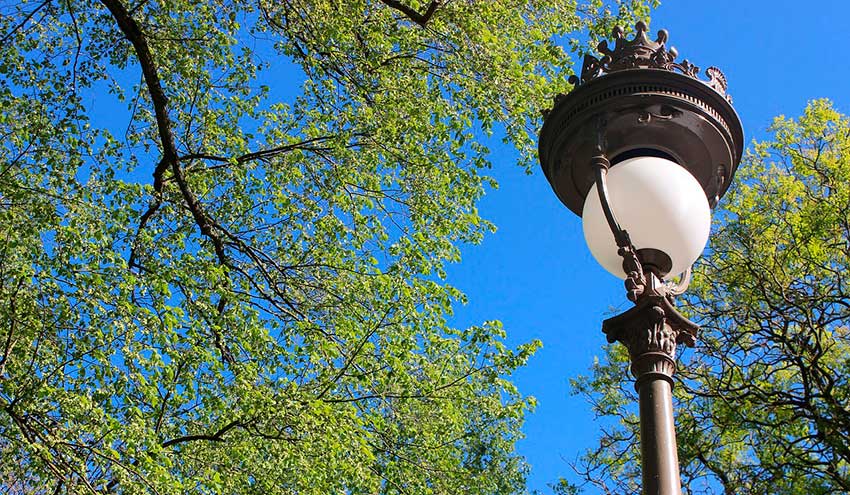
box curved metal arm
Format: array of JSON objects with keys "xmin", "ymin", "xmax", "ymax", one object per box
[
  {"xmin": 591, "ymin": 153, "xmax": 646, "ymax": 302},
  {"xmin": 592, "ymin": 155, "xmax": 630, "ymax": 249}
]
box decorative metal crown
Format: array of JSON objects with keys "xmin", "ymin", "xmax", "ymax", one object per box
[{"xmin": 569, "ymin": 21, "xmax": 731, "ymax": 103}]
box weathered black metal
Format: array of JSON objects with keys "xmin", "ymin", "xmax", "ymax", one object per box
[{"xmin": 539, "ymin": 21, "xmax": 744, "ymax": 216}]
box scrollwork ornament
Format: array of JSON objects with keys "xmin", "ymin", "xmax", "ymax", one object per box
[
  {"xmin": 637, "ymin": 105, "xmax": 681, "ymax": 125},
  {"xmin": 671, "ymin": 59, "xmax": 700, "ymax": 78},
  {"xmin": 649, "ymin": 46, "xmax": 675, "ymax": 68},
  {"xmin": 706, "ymin": 66, "xmax": 733, "ymax": 103}
]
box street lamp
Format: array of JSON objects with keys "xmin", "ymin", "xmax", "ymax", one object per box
[{"xmin": 538, "ymin": 22, "xmax": 744, "ymax": 495}]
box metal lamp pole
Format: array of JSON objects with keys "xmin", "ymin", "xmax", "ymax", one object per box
[{"xmin": 538, "ymin": 22, "xmax": 744, "ymax": 495}]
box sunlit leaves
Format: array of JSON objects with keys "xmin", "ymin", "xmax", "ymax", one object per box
[{"xmin": 0, "ymin": 0, "xmax": 650, "ymax": 493}]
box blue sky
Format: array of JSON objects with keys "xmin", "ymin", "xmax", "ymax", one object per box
[{"xmin": 444, "ymin": 0, "xmax": 850, "ymax": 492}]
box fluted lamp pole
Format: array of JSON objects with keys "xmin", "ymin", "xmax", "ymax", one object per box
[{"xmin": 538, "ymin": 22, "xmax": 744, "ymax": 495}]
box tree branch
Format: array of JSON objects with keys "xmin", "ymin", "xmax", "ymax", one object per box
[
  {"xmin": 101, "ymin": 0, "xmax": 229, "ymax": 270},
  {"xmin": 379, "ymin": 0, "xmax": 442, "ymax": 27},
  {"xmin": 0, "ymin": 0, "xmax": 52, "ymax": 46},
  {"xmin": 161, "ymin": 419, "xmax": 242, "ymax": 448},
  {"xmin": 98, "ymin": 0, "xmax": 177, "ymax": 192}
]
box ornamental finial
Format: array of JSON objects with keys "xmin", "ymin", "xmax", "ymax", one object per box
[{"xmin": 567, "ymin": 22, "xmax": 732, "ymax": 102}]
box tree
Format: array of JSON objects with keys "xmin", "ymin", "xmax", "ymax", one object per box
[
  {"xmin": 569, "ymin": 99, "xmax": 850, "ymax": 494},
  {"xmin": 0, "ymin": 0, "xmax": 655, "ymax": 493}
]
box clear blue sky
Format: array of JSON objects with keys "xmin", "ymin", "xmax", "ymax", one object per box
[{"xmin": 444, "ymin": 0, "xmax": 850, "ymax": 492}]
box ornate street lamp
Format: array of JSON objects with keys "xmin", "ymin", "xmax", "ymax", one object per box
[{"xmin": 538, "ymin": 22, "xmax": 744, "ymax": 495}]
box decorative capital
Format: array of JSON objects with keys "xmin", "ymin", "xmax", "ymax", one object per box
[
  {"xmin": 568, "ymin": 21, "xmax": 732, "ymax": 103},
  {"xmin": 602, "ymin": 294, "xmax": 698, "ymax": 387}
]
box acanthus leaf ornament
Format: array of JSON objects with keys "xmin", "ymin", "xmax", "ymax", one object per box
[{"xmin": 602, "ymin": 290, "xmax": 699, "ymax": 385}]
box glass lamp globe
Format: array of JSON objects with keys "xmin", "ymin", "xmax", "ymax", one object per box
[{"xmin": 582, "ymin": 155, "xmax": 711, "ymax": 279}]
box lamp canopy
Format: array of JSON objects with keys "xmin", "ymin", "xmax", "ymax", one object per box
[{"xmin": 538, "ymin": 21, "xmax": 744, "ymax": 217}]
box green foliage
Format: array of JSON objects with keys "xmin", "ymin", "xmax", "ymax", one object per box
[
  {"xmin": 0, "ymin": 0, "xmax": 652, "ymax": 493},
  {"xmin": 570, "ymin": 99, "xmax": 850, "ymax": 494}
]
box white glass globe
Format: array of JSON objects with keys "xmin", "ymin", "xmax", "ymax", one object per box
[{"xmin": 582, "ymin": 155, "xmax": 711, "ymax": 279}]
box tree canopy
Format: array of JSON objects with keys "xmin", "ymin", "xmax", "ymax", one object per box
[
  {"xmin": 0, "ymin": 0, "xmax": 655, "ymax": 493},
  {"xmin": 569, "ymin": 99, "xmax": 850, "ymax": 494}
]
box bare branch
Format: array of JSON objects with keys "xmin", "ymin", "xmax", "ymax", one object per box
[
  {"xmin": 379, "ymin": 0, "xmax": 442, "ymax": 27},
  {"xmin": 161, "ymin": 419, "xmax": 242, "ymax": 448}
]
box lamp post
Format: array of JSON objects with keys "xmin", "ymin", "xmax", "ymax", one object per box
[{"xmin": 538, "ymin": 22, "xmax": 744, "ymax": 495}]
